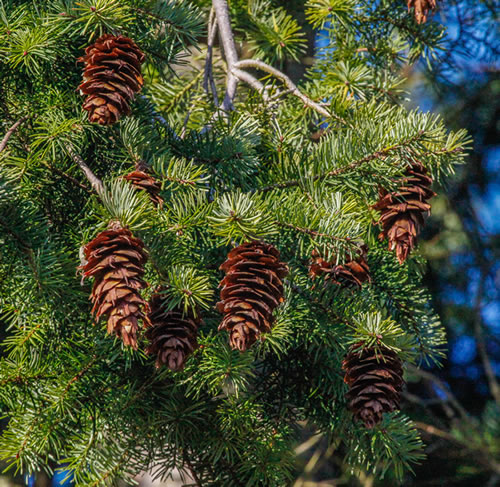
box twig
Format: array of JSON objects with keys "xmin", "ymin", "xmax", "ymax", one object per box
[
  {"xmin": 67, "ymin": 146, "xmax": 104, "ymax": 194},
  {"xmin": 0, "ymin": 215, "xmax": 31, "ymax": 251},
  {"xmin": 213, "ymin": 0, "xmax": 239, "ymax": 112},
  {"xmin": 233, "ymin": 68, "xmax": 269, "ymax": 101},
  {"xmin": 233, "ymin": 59, "xmax": 349, "ymax": 127},
  {"xmin": 474, "ymin": 265, "xmax": 500, "ymax": 404},
  {"xmin": 415, "ymin": 421, "xmax": 500, "ymax": 475},
  {"xmin": 406, "ymin": 364, "xmax": 471, "ymax": 422},
  {"xmin": 275, "ymin": 221, "xmax": 345, "ymax": 241},
  {"xmin": 203, "ymin": 8, "xmax": 219, "ymax": 105},
  {"xmin": 0, "ymin": 116, "xmax": 29, "ymax": 153},
  {"xmin": 182, "ymin": 449, "xmax": 203, "ymax": 487}
]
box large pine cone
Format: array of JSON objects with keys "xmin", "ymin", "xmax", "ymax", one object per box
[
  {"xmin": 123, "ymin": 170, "xmax": 163, "ymax": 208},
  {"xmin": 407, "ymin": 0, "xmax": 436, "ymax": 23},
  {"xmin": 342, "ymin": 345, "xmax": 404, "ymax": 428},
  {"xmin": 80, "ymin": 223, "xmax": 149, "ymax": 348},
  {"xmin": 309, "ymin": 244, "xmax": 371, "ymax": 289},
  {"xmin": 146, "ymin": 290, "xmax": 200, "ymax": 371},
  {"xmin": 78, "ymin": 34, "xmax": 145, "ymax": 125},
  {"xmin": 373, "ymin": 161, "xmax": 435, "ymax": 264},
  {"xmin": 217, "ymin": 241, "xmax": 289, "ymax": 351}
]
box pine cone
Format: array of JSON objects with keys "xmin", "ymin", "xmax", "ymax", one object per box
[
  {"xmin": 217, "ymin": 241, "xmax": 289, "ymax": 351},
  {"xmin": 145, "ymin": 290, "xmax": 200, "ymax": 371},
  {"xmin": 407, "ymin": 0, "xmax": 436, "ymax": 23},
  {"xmin": 80, "ymin": 222, "xmax": 149, "ymax": 348},
  {"xmin": 309, "ymin": 245, "xmax": 371, "ymax": 289},
  {"xmin": 373, "ymin": 161, "xmax": 435, "ymax": 264},
  {"xmin": 343, "ymin": 345, "xmax": 404, "ymax": 428},
  {"xmin": 123, "ymin": 170, "xmax": 163, "ymax": 208},
  {"xmin": 78, "ymin": 34, "xmax": 145, "ymax": 125}
]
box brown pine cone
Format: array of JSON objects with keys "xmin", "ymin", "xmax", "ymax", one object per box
[
  {"xmin": 123, "ymin": 170, "xmax": 163, "ymax": 208},
  {"xmin": 145, "ymin": 290, "xmax": 200, "ymax": 371},
  {"xmin": 373, "ymin": 161, "xmax": 435, "ymax": 264},
  {"xmin": 309, "ymin": 245, "xmax": 371, "ymax": 289},
  {"xmin": 78, "ymin": 34, "xmax": 145, "ymax": 125},
  {"xmin": 217, "ymin": 241, "xmax": 289, "ymax": 351},
  {"xmin": 80, "ymin": 222, "xmax": 149, "ymax": 348},
  {"xmin": 407, "ymin": 0, "xmax": 436, "ymax": 23},
  {"xmin": 343, "ymin": 344, "xmax": 404, "ymax": 428}
]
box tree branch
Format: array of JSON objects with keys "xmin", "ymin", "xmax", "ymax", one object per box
[
  {"xmin": 233, "ymin": 68, "xmax": 269, "ymax": 101},
  {"xmin": 213, "ymin": 0, "xmax": 239, "ymax": 112},
  {"xmin": 67, "ymin": 146, "xmax": 104, "ymax": 194},
  {"xmin": 257, "ymin": 131, "xmax": 426, "ymax": 193},
  {"xmin": 233, "ymin": 59, "xmax": 349, "ymax": 126},
  {"xmin": 204, "ymin": 8, "xmax": 219, "ymax": 105},
  {"xmin": 0, "ymin": 116, "xmax": 29, "ymax": 153},
  {"xmin": 474, "ymin": 265, "xmax": 500, "ymax": 404}
]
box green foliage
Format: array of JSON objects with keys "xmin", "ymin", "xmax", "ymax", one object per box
[{"xmin": 0, "ymin": 0, "xmax": 469, "ymax": 485}]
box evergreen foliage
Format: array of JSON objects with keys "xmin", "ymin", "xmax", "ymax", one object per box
[{"xmin": 0, "ymin": 0, "xmax": 470, "ymax": 485}]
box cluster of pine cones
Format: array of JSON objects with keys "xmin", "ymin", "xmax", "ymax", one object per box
[{"xmin": 76, "ymin": 33, "xmax": 434, "ymax": 429}]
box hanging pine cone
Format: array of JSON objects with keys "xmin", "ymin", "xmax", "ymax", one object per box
[
  {"xmin": 217, "ymin": 241, "xmax": 289, "ymax": 351},
  {"xmin": 407, "ymin": 0, "xmax": 436, "ymax": 23},
  {"xmin": 145, "ymin": 290, "xmax": 200, "ymax": 371},
  {"xmin": 123, "ymin": 168, "xmax": 163, "ymax": 208},
  {"xmin": 80, "ymin": 222, "xmax": 149, "ymax": 348},
  {"xmin": 309, "ymin": 244, "xmax": 371, "ymax": 289},
  {"xmin": 78, "ymin": 34, "xmax": 145, "ymax": 125},
  {"xmin": 372, "ymin": 161, "xmax": 435, "ymax": 264},
  {"xmin": 342, "ymin": 344, "xmax": 404, "ymax": 428}
]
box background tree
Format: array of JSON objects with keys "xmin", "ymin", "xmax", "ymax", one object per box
[{"xmin": 0, "ymin": 0, "xmax": 476, "ymax": 486}]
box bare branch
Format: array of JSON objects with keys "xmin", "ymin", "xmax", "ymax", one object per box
[
  {"xmin": 233, "ymin": 68, "xmax": 269, "ymax": 101},
  {"xmin": 213, "ymin": 0, "xmax": 239, "ymax": 112},
  {"xmin": 67, "ymin": 146, "xmax": 104, "ymax": 194},
  {"xmin": 234, "ymin": 59, "xmax": 350, "ymax": 126},
  {"xmin": 0, "ymin": 116, "xmax": 29, "ymax": 153},
  {"xmin": 474, "ymin": 266, "xmax": 500, "ymax": 404},
  {"xmin": 406, "ymin": 363, "xmax": 471, "ymax": 421},
  {"xmin": 204, "ymin": 8, "xmax": 219, "ymax": 105}
]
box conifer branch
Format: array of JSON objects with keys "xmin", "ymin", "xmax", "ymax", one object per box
[
  {"xmin": 0, "ymin": 216, "xmax": 31, "ymax": 251},
  {"xmin": 257, "ymin": 131, "xmax": 426, "ymax": 193},
  {"xmin": 0, "ymin": 116, "xmax": 29, "ymax": 153},
  {"xmin": 67, "ymin": 146, "xmax": 104, "ymax": 194}
]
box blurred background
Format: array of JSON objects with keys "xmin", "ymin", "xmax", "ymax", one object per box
[{"xmin": 1, "ymin": 0, "xmax": 498, "ymax": 485}]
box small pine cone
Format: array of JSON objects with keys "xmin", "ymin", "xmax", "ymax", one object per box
[
  {"xmin": 407, "ymin": 0, "xmax": 436, "ymax": 23},
  {"xmin": 145, "ymin": 290, "xmax": 200, "ymax": 371},
  {"xmin": 123, "ymin": 170, "xmax": 163, "ymax": 208},
  {"xmin": 80, "ymin": 222, "xmax": 149, "ymax": 348},
  {"xmin": 78, "ymin": 34, "xmax": 145, "ymax": 125},
  {"xmin": 309, "ymin": 245, "xmax": 371, "ymax": 289},
  {"xmin": 372, "ymin": 161, "xmax": 435, "ymax": 264},
  {"xmin": 217, "ymin": 241, "xmax": 289, "ymax": 351},
  {"xmin": 342, "ymin": 345, "xmax": 404, "ymax": 428}
]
